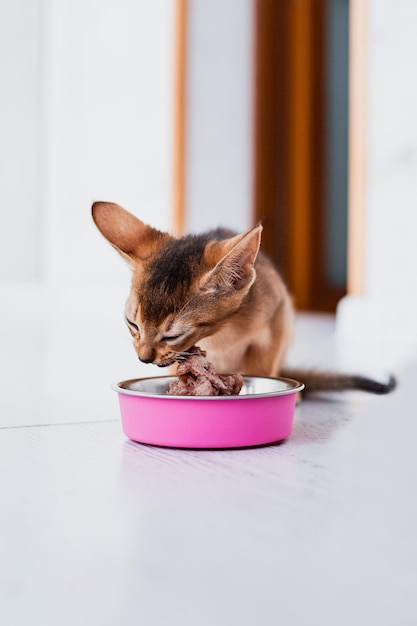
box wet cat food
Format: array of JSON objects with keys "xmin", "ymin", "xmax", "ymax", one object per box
[{"xmin": 167, "ymin": 346, "xmax": 243, "ymax": 396}]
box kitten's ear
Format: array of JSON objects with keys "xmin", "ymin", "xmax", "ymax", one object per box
[
  {"xmin": 91, "ymin": 202, "xmax": 168, "ymax": 265},
  {"xmin": 200, "ymin": 224, "xmax": 263, "ymax": 295}
]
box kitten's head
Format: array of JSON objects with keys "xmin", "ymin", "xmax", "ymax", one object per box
[{"xmin": 92, "ymin": 202, "xmax": 262, "ymax": 367}]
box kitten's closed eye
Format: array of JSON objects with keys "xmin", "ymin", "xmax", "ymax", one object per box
[
  {"xmin": 125, "ymin": 317, "xmax": 139, "ymax": 332},
  {"xmin": 161, "ymin": 334, "xmax": 182, "ymax": 342}
]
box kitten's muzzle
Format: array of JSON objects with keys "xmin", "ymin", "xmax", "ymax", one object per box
[{"xmin": 137, "ymin": 354, "xmax": 174, "ymax": 367}]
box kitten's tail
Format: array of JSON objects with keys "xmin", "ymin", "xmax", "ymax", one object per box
[{"xmin": 280, "ymin": 368, "xmax": 397, "ymax": 395}]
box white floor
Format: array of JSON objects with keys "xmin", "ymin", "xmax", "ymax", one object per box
[{"xmin": 1, "ymin": 285, "xmax": 416, "ymax": 626}]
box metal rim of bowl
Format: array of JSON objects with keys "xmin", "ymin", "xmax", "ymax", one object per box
[{"xmin": 112, "ymin": 375, "xmax": 305, "ymax": 400}]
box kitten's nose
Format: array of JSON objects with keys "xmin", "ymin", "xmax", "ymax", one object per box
[
  {"xmin": 138, "ymin": 347, "xmax": 156, "ymax": 364},
  {"xmin": 139, "ymin": 356, "xmax": 154, "ymax": 364}
]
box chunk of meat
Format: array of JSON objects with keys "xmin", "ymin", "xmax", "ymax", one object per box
[{"xmin": 167, "ymin": 346, "xmax": 243, "ymax": 396}]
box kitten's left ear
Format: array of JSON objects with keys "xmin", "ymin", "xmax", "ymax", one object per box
[
  {"xmin": 200, "ymin": 223, "xmax": 263, "ymax": 295},
  {"xmin": 91, "ymin": 201, "xmax": 168, "ymax": 266}
]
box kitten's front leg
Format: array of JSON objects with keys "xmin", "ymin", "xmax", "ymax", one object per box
[
  {"xmin": 242, "ymin": 341, "xmax": 281, "ymax": 377},
  {"xmin": 198, "ymin": 335, "xmax": 247, "ymax": 375},
  {"xmin": 243, "ymin": 298, "xmax": 294, "ymax": 377}
]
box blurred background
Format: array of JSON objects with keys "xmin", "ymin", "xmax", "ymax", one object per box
[{"xmin": 0, "ymin": 0, "xmax": 416, "ymax": 372}]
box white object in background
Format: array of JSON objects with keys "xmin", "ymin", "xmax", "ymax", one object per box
[{"xmin": 336, "ymin": 295, "xmax": 417, "ymax": 377}]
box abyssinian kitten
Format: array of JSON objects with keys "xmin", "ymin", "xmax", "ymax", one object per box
[{"xmin": 92, "ymin": 201, "xmax": 395, "ymax": 395}]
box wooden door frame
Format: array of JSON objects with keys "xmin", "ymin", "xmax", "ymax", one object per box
[{"xmin": 173, "ymin": 0, "xmax": 188, "ymax": 237}]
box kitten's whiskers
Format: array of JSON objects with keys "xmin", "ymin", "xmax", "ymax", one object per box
[{"xmin": 174, "ymin": 350, "xmax": 193, "ymax": 363}]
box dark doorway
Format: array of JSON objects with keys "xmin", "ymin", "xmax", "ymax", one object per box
[{"xmin": 253, "ymin": 0, "xmax": 349, "ymax": 312}]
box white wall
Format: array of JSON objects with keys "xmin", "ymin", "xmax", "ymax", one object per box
[
  {"xmin": 185, "ymin": 0, "xmax": 254, "ymax": 234},
  {"xmin": 41, "ymin": 0, "xmax": 175, "ymax": 287},
  {"xmin": 365, "ymin": 0, "xmax": 417, "ymax": 303},
  {"xmin": 0, "ymin": 0, "xmax": 255, "ymax": 289},
  {"xmin": 0, "ymin": 0, "xmax": 40, "ymax": 281},
  {"xmin": 0, "ymin": 1, "xmax": 175, "ymax": 287},
  {"xmin": 336, "ymin": 0, "xmax": 417, "ymax": 372}
]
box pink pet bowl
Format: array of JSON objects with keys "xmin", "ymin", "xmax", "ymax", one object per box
[{"xmin": 113, "ymin": 376, "xmax": 304, "ymax": 449}]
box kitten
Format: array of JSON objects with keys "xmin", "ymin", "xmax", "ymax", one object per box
[{"xmin": 92, "ymin": 201, "xmax": 395, "ymax": 395}]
